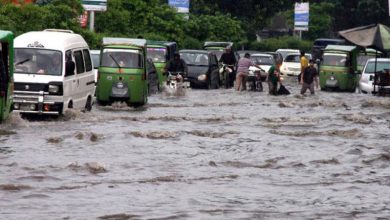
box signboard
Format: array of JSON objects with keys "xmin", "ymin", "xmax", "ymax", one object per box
[
  {"xmin": 294, "ymin": 2, "xmax": 309, "ymax": 31},
  {"xmin": 168, "ymin": 0, "xmax": 189, "ymax": 13},
  {"xmin": 79, "ymin": 11, "xmax": 88, "ymax": 28},
  {"xmin": 82, "ymin": 0, "xmax": 107, "ymax": 11}
]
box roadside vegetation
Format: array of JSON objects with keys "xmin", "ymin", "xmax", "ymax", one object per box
[{"xmin": 0, "ymin": 0, "xmax": 388, "ymax": 51}]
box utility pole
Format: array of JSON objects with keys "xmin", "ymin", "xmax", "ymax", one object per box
[{"xmin": 89, "ymin": 11, "xmax": 95, "ymax": 32}]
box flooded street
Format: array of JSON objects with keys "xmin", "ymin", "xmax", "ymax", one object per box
[{"xmin": 1, "ymin": 77, "xmax": 390, "ymax": 219}]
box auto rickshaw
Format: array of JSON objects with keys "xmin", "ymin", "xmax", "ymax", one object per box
[
  {"xmin": 0, "ymin": 30, "xmax": 13, "ymax": 122},
  {"xmin": 146, "ymin": 41, "xmax": 177, "ymax": 89},
  {"xmin": 96, "ymin": 38, "xmax": 148, "ymax": 107},
  {"xmin": 203, "ymin": 41, "xmax": 233, "ymax": 61},
  {"xmin": 319, "ymin": 45, "xmax": 360, "ymax": 92}
]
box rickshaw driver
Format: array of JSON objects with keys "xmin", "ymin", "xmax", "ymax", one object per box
[{"xmin": 164, "ymin": 52, "xmax": 188, "ymax": 81}]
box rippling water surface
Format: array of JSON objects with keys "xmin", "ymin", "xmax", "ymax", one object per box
[{"xmin": 1, "ymin": 78, "xmax": 390, "ymax": 219}]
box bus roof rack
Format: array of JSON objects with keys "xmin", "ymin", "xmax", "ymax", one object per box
[{"xmin": 43, "ymin": 29, "xmax": 74, "ymax": 34}]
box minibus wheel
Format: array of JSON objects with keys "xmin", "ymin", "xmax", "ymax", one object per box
[{"xmin": 85, "ymin": 96, "xmax": 92, "ymax": 112}]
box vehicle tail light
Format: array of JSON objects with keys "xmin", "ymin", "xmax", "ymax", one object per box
[
  {"xmin": 44, "ymin": 104, "xmax": 50, "ymax": 111},
  {"xmin": 97, "ymin": 71, "xmax": 100, "ymax": 81},
  {"xmin": 142, "ymin": 72, "xmax": 146, "ymax": 81}
]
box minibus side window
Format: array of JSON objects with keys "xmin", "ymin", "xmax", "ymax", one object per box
[
  {"xmin": 74, "ymin": 50, "xmax": 85, "ymax": 74},
  {"xmin": 65, "ymin": 50, "xmax": 75, "ymax": 76},
  {"xmin": 83, "ymin": 49, "xmax": 92, "ymax": 72}
]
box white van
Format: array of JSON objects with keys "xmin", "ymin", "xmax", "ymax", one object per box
[{"xmin": 13, "ymin": 29, "xmax": 95, "ymax": 115}]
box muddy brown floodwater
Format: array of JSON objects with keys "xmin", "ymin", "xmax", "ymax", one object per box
[{"xmin": 1, "ymin": 77, "xmax": 390, "ymax": 220}]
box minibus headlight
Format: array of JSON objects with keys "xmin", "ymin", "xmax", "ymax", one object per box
[
  {"xmin": 48, "ymin": 84, "xmax": 60, "ymax": 94},
  {"xmin": 29, "ymin": 104, "xmax": 36, "ymax": 111},
  {"xmin": 198, "ymin": 74, "xmax": 207, "ymax": 81}
]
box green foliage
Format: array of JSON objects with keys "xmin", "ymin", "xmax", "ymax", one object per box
[
  {"xmin": 184, "ymin": 13, "xmax": 245, "ymax": 44},
  {"xmin": 181, "ymin": 36, "xmax": 202, "ymax": 50},
  {"xmin": 1, "ymin": 0, "xmax": 390, "ymax": 53},
  {"xmin": 0, "ymin": 1, "xmax": 82, "ymax": 36}
]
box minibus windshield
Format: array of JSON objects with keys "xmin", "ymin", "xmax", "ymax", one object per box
[{"xmin": 14, "ymin": 49, "xmax": 62, "ymax": 76}]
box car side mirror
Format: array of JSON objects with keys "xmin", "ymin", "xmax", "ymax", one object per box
[{"xmin": 65, "ymin": 60, "xmax": 75, "ymax": 76}]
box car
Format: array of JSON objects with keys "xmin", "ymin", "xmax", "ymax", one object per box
[
  {"xmin": 359, "ymin": 58, "xmax": 390, "ymax": 94},
  {"xmin": 179, "ymin": 49, "xmax": 219, "ymax": 89},
  {"xmin": 279, "ymin": 53, "xmax": 311, "ymax": 76},
  {"xmin": 90, "ymin": 49, "xmax": 100, "ymax": 84},
  {"xmin": 275, "ymin": 48, "xmax": 300, "ymax": 60},
  {"xmin": 249, "ymin": 53, "xmax": 275, "ymax": 80}
]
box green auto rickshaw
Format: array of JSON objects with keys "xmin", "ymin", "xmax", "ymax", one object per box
[
  {"xmin": 0, "ymin": 30, "xmax": 13, "ymax": 122},
  {"xmin": 319, "ymin": 45, "xmax": 360, "ymax": 92},
  {"xmin": 146, "ymin": 41, "xmax": 176, "ymax": 89},
  {"xmin": 203, "ymin": 41, "xmax": 233, "ymax": 61},
  {"xmin": 96, "ymin": 38, "xmax": 148, "ymax": 107}
]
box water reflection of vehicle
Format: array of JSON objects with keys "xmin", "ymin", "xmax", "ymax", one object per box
[
  {"xmin": 0, "ymin": 30, "xmax": 14, "ymax": 122},
  {"xmin": 179, "ymin": 50, "xmax": 219, "ymax": 89},
  {"xmin": 96, "ymin": 38, "xmax": 148, "ymax": 107},
  {"xmin": 147, "ymin": 41, "xmax": 176, "ymax": 90},
  {"xmin": 319, "ymin": 45, "xmax": 359, "ymax": 92},
  {"xmin": 13, "ymin": 29, "xmax": 95, "ymax": 115},
  {"xmin": 359, "ymin": 58, "xmax": 390, "ymax": 94}
]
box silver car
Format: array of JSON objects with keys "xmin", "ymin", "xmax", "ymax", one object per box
[{"xmin": 359, "ymin": 58, "xmax": 390, "ymax": 94}]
